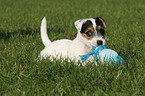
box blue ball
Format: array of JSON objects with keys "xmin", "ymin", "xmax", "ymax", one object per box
[{"xmin": 98, "ymin": 49, "xmax": 118, "ymax": 63}]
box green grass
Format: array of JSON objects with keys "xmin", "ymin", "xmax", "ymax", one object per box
[{"xmin": 0, "ymin": 0, "xmax": 145, "ymax": 95}]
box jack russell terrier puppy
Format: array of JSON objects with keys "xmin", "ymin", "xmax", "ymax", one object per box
[{"xmin": 39, "ymin": 17, "xmax": 107, "ymax": 63}]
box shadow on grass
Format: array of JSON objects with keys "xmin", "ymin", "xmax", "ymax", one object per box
[
  {"xmin": 0, "ymin": 27, "xmax": 39, "ymax": 40},
  {"xmin": 0, "ymin": 27, "xmax": 64, "ymax": 40}
]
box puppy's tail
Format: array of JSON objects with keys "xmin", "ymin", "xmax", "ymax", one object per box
[{"xmin": 40, "ymin": 17, "xmax": 51, "ymax": 46}]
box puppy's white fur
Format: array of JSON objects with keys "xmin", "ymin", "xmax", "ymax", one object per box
[{"xmin": 39, "ymin": 17, "xmax": 106, "ymax": 63}]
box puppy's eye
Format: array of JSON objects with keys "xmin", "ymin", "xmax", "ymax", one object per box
[
  {"xmin": 86, "ymin": 31, "xmax": 92, "ymax": 37},
  {"xmin": 99, "ymin": 29, "xmax": 105, "ymax": 36}
]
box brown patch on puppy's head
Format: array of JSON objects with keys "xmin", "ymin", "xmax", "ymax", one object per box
[
  {"xmin": 94, "ymin": 17, "xmax": 107, "ymax": 28},
  {"xmin": 94, "ymin": 17, "xmax": 107, "ymax": 39},
  {"xmin": 80, "ymin": 20, "xmax": 94, "ymax": 40}
]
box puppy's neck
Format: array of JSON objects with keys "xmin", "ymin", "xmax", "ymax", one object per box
[{"xmin": 73, "ymin": 34, "xmax": 92, "ymax": 54}]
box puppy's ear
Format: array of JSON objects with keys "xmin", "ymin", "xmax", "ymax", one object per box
[
  {"xmin": 94, "ymin": 17, "xmax": 107, "ymax": 28},
  {"xmin": 74, "ymin": 19, "xmax": 87, "ymax": 32}
]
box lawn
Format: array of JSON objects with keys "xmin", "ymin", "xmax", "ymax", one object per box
[{"xmin": 0, "ymin": 0, "xmax": 145, "ymax": 95}]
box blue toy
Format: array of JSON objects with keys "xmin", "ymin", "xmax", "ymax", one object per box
[{"xmin": 80, "ymin": 45, "xmax": 125, "ymax": 64}]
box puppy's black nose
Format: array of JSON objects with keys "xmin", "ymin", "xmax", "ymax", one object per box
[{"xmin": 97, "ymin": 40, "xmax": 103, "ymax": 45}]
